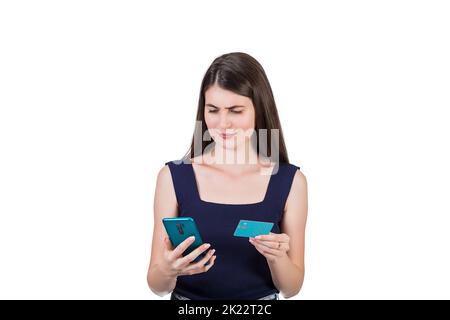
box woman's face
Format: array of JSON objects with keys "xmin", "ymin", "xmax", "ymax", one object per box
[{"xmin": 204, "ymin": 84, "xmax": 256, "ymax": 151}]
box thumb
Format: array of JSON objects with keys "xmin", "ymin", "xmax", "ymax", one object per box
[{"xmin": 164, "ymin": 236, "xmax": 173, "ymax": 251}]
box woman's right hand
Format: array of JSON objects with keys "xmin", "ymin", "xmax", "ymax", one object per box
[{"xmin": 161, "ymin": 236, "xmax": 217, "ymax": 277}]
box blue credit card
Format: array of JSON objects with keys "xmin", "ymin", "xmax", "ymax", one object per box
[{"xmin": 233, "ymin": 219, "xmax": 274, "ymax": 238}]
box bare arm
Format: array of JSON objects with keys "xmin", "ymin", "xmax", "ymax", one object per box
[
  {"xmin": 250, "ymin": 169, "xmax": 308, "ymax": 298},
  {"xmin": 146, "ymin": 165, "xmax": 179, "ymax": 296},
  {"xmin": 146, "ymin": 165, "xmax": 217, "ymax": 297}
]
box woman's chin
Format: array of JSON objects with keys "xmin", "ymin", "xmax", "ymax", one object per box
[{"xmin": 211, "ymin": 136, "xmax": 248, "ymax": 152}]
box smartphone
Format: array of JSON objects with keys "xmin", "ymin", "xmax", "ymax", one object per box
[{"xmin": 162, "ymin": 217, "xmax": 209, "ymax": 264}]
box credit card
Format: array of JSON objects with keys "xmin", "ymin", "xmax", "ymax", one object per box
[{"xmin": 233, "ymin": 219, "xmax": 274, "ymax": 238}]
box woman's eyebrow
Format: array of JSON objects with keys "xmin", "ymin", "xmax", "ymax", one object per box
[{"xmin": 206, "ymin": 103, "xmax": 246, "ymax": 109}]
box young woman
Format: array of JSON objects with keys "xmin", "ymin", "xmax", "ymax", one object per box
[{"xmin": 147, "ymin": 52, "xmax": 308, "ymax": 300}]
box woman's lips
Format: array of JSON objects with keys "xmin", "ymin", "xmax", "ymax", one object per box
[{"xmin": 220, "ymin": 132, "xmax": 236, "ymax": 139}]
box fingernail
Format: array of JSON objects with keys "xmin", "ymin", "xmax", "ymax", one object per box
[
  {"xmin": 211, "ymin": 249, "xmax": 216, "ymax": 254},
  {"xmin": 190, "ymin": 236, "xmax": 195, "ymax": 240},
  {"xmin": 255, "ymin": 236, "xmax": 261, "ymax": 239},
  {"xmin": 204, "ymin": 243, "xmax": 211, "ymax": 248}
]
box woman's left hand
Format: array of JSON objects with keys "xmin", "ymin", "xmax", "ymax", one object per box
[{"xmin": 249, "ymin": 232, "xmax": 290, "ymax": 263}]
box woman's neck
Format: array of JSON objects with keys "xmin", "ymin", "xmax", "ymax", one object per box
[{"xmin": 195, "ymin": 144, "xmax": 273, "ymax": 175}]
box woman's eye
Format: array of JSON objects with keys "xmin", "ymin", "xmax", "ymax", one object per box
[{"xmin": 207, "ymin": 109, "xmax": 242, "ymax": 114}]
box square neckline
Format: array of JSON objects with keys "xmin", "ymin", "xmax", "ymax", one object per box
[{"xmin": 188, "ymin": 162, "xmax": 277, "ymax": 206}]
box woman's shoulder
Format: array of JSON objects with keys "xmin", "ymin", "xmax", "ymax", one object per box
[
  {"xmin": 160, "ymin": 158, "xmax": 194, "ymax": 180},
  {"xmin": 159, "ymin": 158, "xmax": 185, "ymax": 178},
  {"xmin": 283, "ymin": 163, "xmax": 307, "ymax": 211},
  {"xmin": 157, "ymin": 162, "xmax": 172, "ymax": 183},
  {"xmin": 278, "ymin": 162, "xmax": 305, "ymax": 190},
  {"xmin": 288, "ymin": 162, "xmax": 306, "ymax": 191},
  {"xmin": 157, "ymin": 158, "xmax": 191, "ymax": 190},
  {"xmin": 280, "ymin": 162, "xmax": 301, "ymax": 170},
  {"xmin": 163, "ymin": 158, "xmax": 193, "ymax": 170}
]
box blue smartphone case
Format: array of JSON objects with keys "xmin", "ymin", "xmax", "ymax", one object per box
[
  {"xmin": 162, "ymin": 217, "xmax": 207, "ymax": 263},
  {"xmin": 233, "ymin": 219, "xmax": 274, "ymax": 238}
]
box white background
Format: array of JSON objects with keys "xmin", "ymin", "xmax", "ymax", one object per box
[{"xmin": 0, "ymin": 1, "xmax": 449, "ymax": 299}]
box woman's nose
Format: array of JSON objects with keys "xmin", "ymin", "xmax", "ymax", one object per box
[{"xmin": 219, "ymin": 113, "xmax": 231, "ymax": 128}]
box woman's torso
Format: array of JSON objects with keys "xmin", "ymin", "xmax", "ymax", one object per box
[{"xmin": 165, "ymin": 158, "xmax": 299, "ymax": 300}]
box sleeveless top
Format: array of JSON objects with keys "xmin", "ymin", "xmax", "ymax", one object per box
[{"xmin": 165, "ymin": 159, "xmax": 300, "ymax": 300}]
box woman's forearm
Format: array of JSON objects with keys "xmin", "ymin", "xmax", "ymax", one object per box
[
  {"xmin": 267, "ymin": 255, "xmax": 304, "ymax": 298},
  {"xmin": 147, "ymin": 264, "xmax": 178, "ymax": 297}
]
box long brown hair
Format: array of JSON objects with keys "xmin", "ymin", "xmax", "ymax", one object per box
[{"xmin": 184, "ymin": 52, "xmax": 289, "ymax": 163}]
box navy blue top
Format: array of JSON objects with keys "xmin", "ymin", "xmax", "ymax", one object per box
[{"xmin": 165, "ymin": 159, "xmax": 300, "ymax": 300}]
